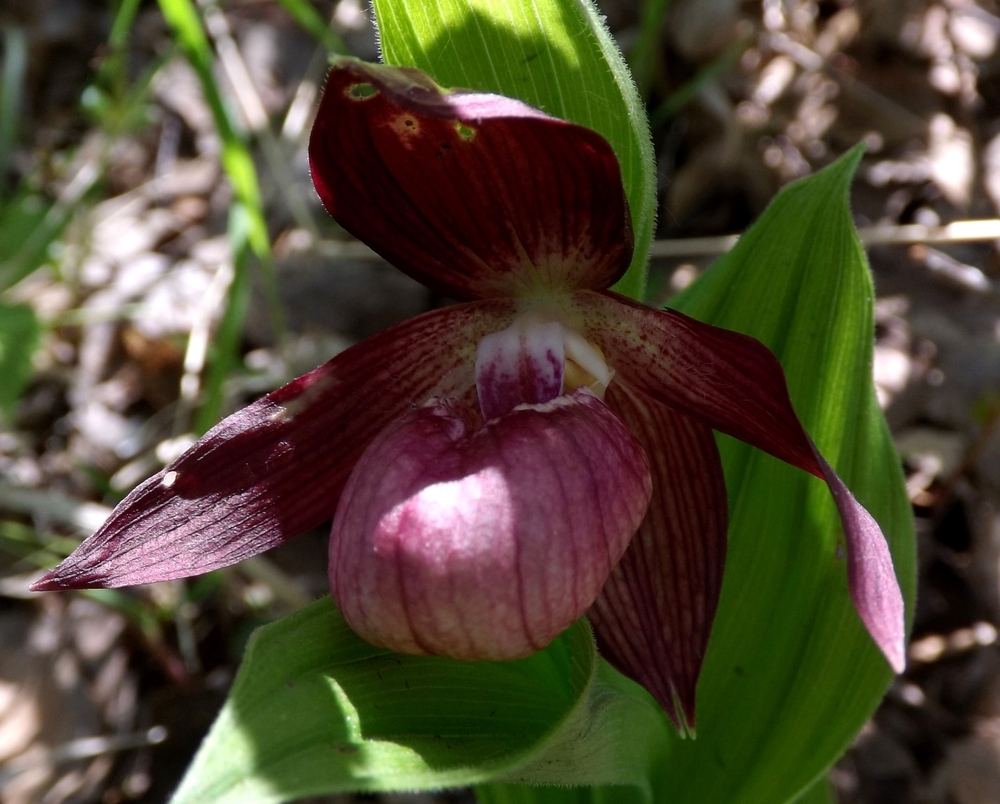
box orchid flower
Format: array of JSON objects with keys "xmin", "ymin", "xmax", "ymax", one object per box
[{"xmin": 31, "ymin": 57, "xmax": 905, "ymax": 731}]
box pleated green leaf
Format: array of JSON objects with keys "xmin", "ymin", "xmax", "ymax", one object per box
[
  {"xmin": 171, "ymin": 599, "xmax": 659, "ymax": 804},
  {"xmin": 651, "ymin": 144, "xmax": 915, "ymax": 804},
  {"xmin": 370, "ymin": 0, "xmax": 655, "ymax": 301}
]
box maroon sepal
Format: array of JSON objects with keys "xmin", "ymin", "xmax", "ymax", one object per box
[
  {"xmin": 591, "ymin": 383, "xmax": 727, "ymax": 732},
  {"xmin": 309, "ymin": 58, "xmax": 632, "ymax": 301},
  {"xmin": 31, "ymin": 302, "xmax": 512, "ymax": 590},
  {"xmin": 579, "ymin": 290, "xmax": 906, "ymax": 673}
]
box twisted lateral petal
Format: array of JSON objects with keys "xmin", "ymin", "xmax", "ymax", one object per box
[
  {"xmin": 31, "ymin": 301, "xmax": 514, "ymax": 591},
  {"xmin": 590, "ymin": 383, "xmax": 727, "ymax": 731},
  {"xmin": 329, "ymin": 390, "xmax": 652, "ymax": 661},
  {"xmin": 309, "ymin": 58, "xmax": 632, "ymax": 300},
  {"xmin": 578, "ymin": 290, "xmax": 906, "ymax": 672},
  {"xmin": 816, "ymin": 453, "xmax": 906, "ymax": 673}
]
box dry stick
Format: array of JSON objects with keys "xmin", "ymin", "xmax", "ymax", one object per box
[
  {"xmin": 174, "ymin": 255, "xmax": 235, "ymax": 437},
  {"xmin": 0, "ymin": 727, "xmax": 169, "ymax": 786},
  {"xmin": 911, "ymin": 244, "xmax": 992, "ymax": 294}
]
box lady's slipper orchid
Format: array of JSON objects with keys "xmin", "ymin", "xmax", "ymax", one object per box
[{"xmin": 32, "ymin": 57, "xmax": 905, "ymax": 731}]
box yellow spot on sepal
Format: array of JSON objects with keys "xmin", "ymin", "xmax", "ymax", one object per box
[{"xmin": 389, "ymin": 114, "xmax": 421, "ymax": 145}]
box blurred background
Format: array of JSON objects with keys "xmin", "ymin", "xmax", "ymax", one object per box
[{"xmin": 1, "ymin": 0, "xmax": 1000, "ymax": 801}]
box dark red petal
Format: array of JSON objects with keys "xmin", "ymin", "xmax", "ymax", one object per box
[
  {"xmin": 578, "ymin": 289, "xmax": 906, "ymax": 672},
  {"xmin": 31, "ymin": 301, "xmax": 513, "ymax": 591},
  {"xmin": 590, "ymin": 383, "xmax": 727, "ymax": 732},
  {"xmin": 330, "ymin": 390, "xmax": 652, "ymax": 660},
  {"xmin": 309, "ymin": 58, "xmax": 632, "ymax": 300}
]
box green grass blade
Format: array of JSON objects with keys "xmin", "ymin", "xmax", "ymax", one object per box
[
  {"xmin": 155, "ymin": 0, "xmax": 266, "ymax": 245},
  {"xmin": 649, "ymin": 36, "xmax": 747, "ymax": 128},
  {"xmin": 106, "ymin": 0, "xmax": 144, "ymax": 72},
  {"xmin": 0, "ymin": 27, "xmax": 27, "ymax": 197},
  {"xmin": 194, "ymin": 213, "xmax": 253, "ymax": 434},
  {"xmin": 628, "ymin": 0, "xmax": 671, "ymax": 98},
  {"xmin": 0, "ymin": 184, "xmax": 81, "ymax": 292},
  {"xmin": 0, "ymin": 301, "xmax": 40, "ymax": 420}
]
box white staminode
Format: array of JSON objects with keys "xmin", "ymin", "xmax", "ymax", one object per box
[
  {"xmin": 562, "ymin": 327, "xmax": 614, "ymax": 396},
  {"xmin": 475, "ymin": 310, "xmax": 614, "ymax": 408}
]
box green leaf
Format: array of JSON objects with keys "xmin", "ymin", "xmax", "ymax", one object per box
[
  {"xmin": 498, "ymin": 661, "xmax": 670, "ymax": 795},
  {"xmin": 0, "ymin": 302, "xmax": 40, "ymax": 419},
  {"xmin": 172, "ymin": 600, "xmax": 643, "ymax": 804},
  {"xmin": 648, "ymin": 146, "xmax": 916, "ymax": 803},
  {"xmin": 371, "ymin": 0, "xmax": 655, "ymax": 302},
  {"xmin": 794, "ymin": 776, "xmax": 837, "ymax": 804}
]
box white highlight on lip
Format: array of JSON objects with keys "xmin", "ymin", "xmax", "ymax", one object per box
[{"xmin": 379, "ymin": 466, "xmax": 514, "ymax": 570}]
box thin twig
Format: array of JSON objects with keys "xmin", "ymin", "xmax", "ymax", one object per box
[
  {"xmin": 860, "ymin": 219, "xmax": 1000, "ymax": 246},
  {"xmin": 174, "ymin": 255, "xmax": 235, "ymax": 435},
  {"xmin": 646, "ymin": 219, "xmax": 1000, "ymax": 259},
  {"xmin": 281, "ymin": 44, "xmax": 327, "ymax": 144},
  {"xmin": 0, "ymin": 727, "xmax": 169, "ymax": 785}
]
